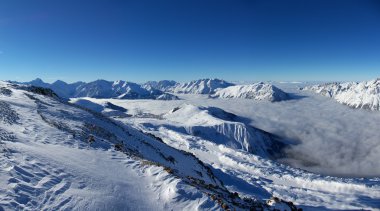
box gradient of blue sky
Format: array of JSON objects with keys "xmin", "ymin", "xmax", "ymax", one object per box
[{"xmin": 0, "ymin": 0, "xmax": 379, "ymax": 83}]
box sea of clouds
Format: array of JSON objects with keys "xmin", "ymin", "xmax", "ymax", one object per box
[{"xmin": 190, "ymin": 83, "xmax": 380, "ymax": 178}]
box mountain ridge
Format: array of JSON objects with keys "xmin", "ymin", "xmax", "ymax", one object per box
[
  {"xmin": 304, "ymin": 78, "xmax": 380, "ymax": 110},
  {"xmin": 19, "ymin": 79, "xmax": 179, "ymax": 100},
  {"xmin": 211, "ymin": 83, "xmax": 290, "ymax": 102}
]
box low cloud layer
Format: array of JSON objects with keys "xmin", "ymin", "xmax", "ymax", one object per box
[{"xmin": 189, "ymin": 84, "xmax": 380, "ymax": 178}]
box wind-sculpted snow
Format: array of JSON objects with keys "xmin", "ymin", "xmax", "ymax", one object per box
[
  {"xmin": 211, "ymin": 83, "xmax": 290, "ymax": 102},
  {"xmin": 169, "ymin": 78, "xmax": 234, "ymax": 94},
  {"xmin": 0, "ymin": 81, "xmax": 296, "ymax": 211},
  {"xmin": 0, "ymin": 87, "xmax": 12, "ymax": 96},
  {"xmin": 0, "ymin": 101, "xmax": 19, "ymax": 125},
  {"xmin": 304, "ymin": 78, "xmax": 380, "ymax": 110}
]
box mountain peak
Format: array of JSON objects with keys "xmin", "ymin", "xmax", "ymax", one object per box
[
  {"xmin": 211, "ymin": 83, "xmax": 290, "ymax": 102},
  {"xmin": 31, "ymin": 78, "xmax": 44, "ymax": 82},
  {"xmin": 52, "ymin": 80, "xmax": 68, "ymax": 85}
]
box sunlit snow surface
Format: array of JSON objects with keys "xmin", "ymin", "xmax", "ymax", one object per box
[
  {"xmin": 71, "ymin": 82, "xmax": 380, "ymax": 210},
  {"xmin": 0, "ymin": 82, "xmax": 223, "ymax": 210}
]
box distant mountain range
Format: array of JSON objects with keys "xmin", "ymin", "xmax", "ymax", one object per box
[
  {"xmin": 143, "ymin": 78, "xmax": 234, "ymax": 94},
  {"xmin": 18, "ymin": 78, "xmax": 290, "ymax": 102},
  {"xmin": 304, "ymin": 78, "xmax": 380, "ymax": 110},
  {"xmin": 20, "ymin": 78, "xmax": 179, "ymax": 100}
]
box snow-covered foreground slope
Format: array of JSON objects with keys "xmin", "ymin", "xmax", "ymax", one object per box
[
  {"xmin": 304, "ymin": 78, "xmax": 380, "ymax": 110},
  {"xmin": 211, "ymin": 83, "xmax": 290, "ymax": 102},
  {"xmin": 0, "ymin": 82, "xmax": 298, "ymax": 210},
  {"xmin": 78, "ymin": 95, "xmax": 380, "ymax": 210}
]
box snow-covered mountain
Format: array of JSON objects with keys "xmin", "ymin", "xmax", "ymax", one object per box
[
  {"xmin": 304, "ymin": 78, "xmax": 380, "ymax": 110},
  {"xmin": 210, "ymin": 83, "xmax": 290, "ymax": 102},
  {"xmin": 21, "ymin": 79, "xmax": 179, "ymax": 100},
  {"xmin": 144, "ymin": 78, "xmax": 234, "ymax": 94},
  {"xmin": 50, "ymin": 80, "xmax": 85, "ymax": 98},
  {"xmin": 21, "ymin": 78, "xmax": 235, "ymax": 99},
  {"xmin": 0, "ymin": 81, "xmax": 298, "ymax": 210},
  {"xmin": 162, "ymin": 104, "xmax": 284, "ymax": 158},
  {"xmin": 143, "ymin": 80, "xmax": 178, "ymax": 92},
  {"xmin": 24, "ymin": 78, "xmax": 51, "ymax": 88},
  {"xmin": 169, "ymin": 78, "xmax": 234, "ymax": 94}
]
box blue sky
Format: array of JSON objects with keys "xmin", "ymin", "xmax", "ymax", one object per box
[{"xmin": 0, "ymin": 0, "xmax": 379, "ymax": 83}]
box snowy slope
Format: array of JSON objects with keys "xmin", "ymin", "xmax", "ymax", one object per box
[
  {"xmin": 304, "ymin": 78, "xmax": 380, "ymax": 110},
  {"xmin": 169, "ymin": 79, "xmax": 234, "ymax": 94},
  {"xmin": 0, "ymin": 81, "xmax": 295, "ymax": 210},
  {"xmin": 211, "ymin": 83, "xmax": 290, "ymax": 102}
]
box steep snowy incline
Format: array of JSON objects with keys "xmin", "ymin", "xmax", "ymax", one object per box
[
  {"xmin": 304, "ymin": 78, "xmax": 380, "ymax": 110},
  {"xmin": 0, "ymin": 82, "xmax": 217, "ymax": 210},
  {"xmin": 0, "ymin": 81, "xmax": 295, "ymax": 210},
  {"xmin": 211, "ymin": 83, "xmax": 290, "ymax": 102},
  {"xmin": 169, "ymin": 79, "xmax": 234, "ymax": 94}
]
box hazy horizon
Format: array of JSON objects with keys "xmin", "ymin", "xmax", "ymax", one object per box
[{"xmin": 7, "ymin": 76, "xmax": 378, "ymax": 85}]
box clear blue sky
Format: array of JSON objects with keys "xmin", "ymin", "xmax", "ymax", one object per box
[{"xmin": 0, "ymin": 0, "xmax": 379, "ymax": 83}]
